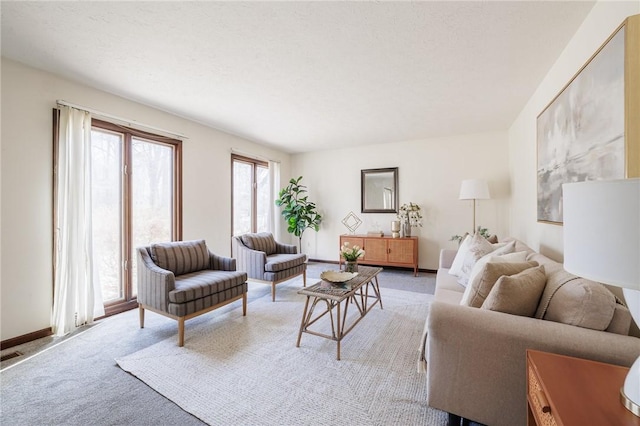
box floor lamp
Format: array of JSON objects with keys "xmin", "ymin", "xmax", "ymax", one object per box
[
  {"xmin": 563, "ymin": 178, "xmax": 640, "ymax": 417},
  {"xmin": 459, "ymin": 179, "xmax": 490, "ymax": 233}
]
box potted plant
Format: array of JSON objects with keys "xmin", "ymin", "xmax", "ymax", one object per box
[
  {"xmin": 450, "ymin": 226, "xmax": 492, "ymax": 245},
  {"xmin": 340, "ymin": 241, "xmax": 365, "ymax": 273},
  {"xmin": 275, "ymin": 176, "xmax": 322, "ymax": 253}
]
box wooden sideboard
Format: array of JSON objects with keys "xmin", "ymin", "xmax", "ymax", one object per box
[{"xmin": 339, "ymin": 234, "xmax": 418, "ymax": 276}]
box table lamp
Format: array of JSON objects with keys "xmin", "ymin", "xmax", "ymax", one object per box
[
  {"xmin": 459, "ymin": 179, "xmax": 490, "ymax": 232},
  {"xmin": 563, "ymin": 178, "xmax": 640, "ymax": 417}
]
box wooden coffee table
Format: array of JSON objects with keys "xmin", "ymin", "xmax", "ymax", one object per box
[{"xmin": 295, "ymin": 266, "xmax": 383, "ymax": 360}]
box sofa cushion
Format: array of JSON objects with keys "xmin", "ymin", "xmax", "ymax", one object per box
[
  {"xmin": 481, "ymin": 265, "xmax": 547, "ymax": 317},
  {"xmin": 460, "ymin": 261, "xmax": 539, "ymax": 308},
  {"xmin": 606, "ymin": 302, "xmax": 632, "ymax": 335},
  {"xmin": 151, "ymin": 239, "xmax": 209, "ymax": 276},
  {"xmin": 241, "ymin": 232, "xmax": 277, "ymax": 255},
  {"xmin": 451, "ymin": 233, "xmax": 506, "ymax": 286},
  {"xmin": 265, "ymin": 253, "xmax": 307, "ymax": 272},
  {"xmin": 169, "ymin": 270, "xmax": 247, "ymax": 304},
  {"xmin": 465, "ymin": 242, "xmax": 519, "ymax": 286},
  {"xmin": 449, "ymin": 234, "xmax": 472, "ymax": 278},
  {"xmin": 541, "ymin": 275, "xmax": 616, "ymax": 331}
]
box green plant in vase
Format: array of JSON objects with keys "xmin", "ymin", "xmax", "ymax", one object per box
[{"xmin": 275, "ymin": 176, "xmax": 322, "ymax": 253}]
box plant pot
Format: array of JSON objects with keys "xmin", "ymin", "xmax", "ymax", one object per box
[{"xmin": 344, "ymin": 261, "xmax": 358, "ymax": 273}]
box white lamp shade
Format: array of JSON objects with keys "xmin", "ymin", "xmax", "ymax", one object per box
[
  {"xmin": 459, "ymin": 179, "xmax": 490, "ymax": 200},
  {"xmin": 563, "ymin": 178, "xmax": 640, "ymax": 290}
]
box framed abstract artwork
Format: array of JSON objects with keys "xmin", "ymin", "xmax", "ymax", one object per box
[{"xmin": 536, "ymin": 14, "xmax": 639, "ymax": 224}]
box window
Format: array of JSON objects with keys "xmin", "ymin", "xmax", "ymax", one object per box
[
  {"xmin": 59, "ymin": 117, "xmax": 182, "ymax": 316},
  {"xmin": 232, "ymin": 155, "xmax": 269, "ymax": 236}
]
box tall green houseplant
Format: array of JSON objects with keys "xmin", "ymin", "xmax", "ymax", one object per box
[{"xmin": 275, "ymin": 176, "xmax": 322, "ymax": 253}]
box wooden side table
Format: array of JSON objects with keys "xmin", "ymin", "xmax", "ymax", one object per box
[{"xmin": 527, "ymin": 349, "xmax": 640, "ymax": 426}]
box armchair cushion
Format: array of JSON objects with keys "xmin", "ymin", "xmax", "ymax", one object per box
[
  {"xmin": 169, "ymin": 270, "xmax": 248, "ymax": 304},
  {"xmin": 151, "ymin": 239, "xmax": 209, "ymax": 276},
  {"xmin": 265, "ymin": 253, "xmax": 307, "ymax": 272},
  {"xmin": 241, "ymin": 232, "xmax": 277, "ymax": 255}
]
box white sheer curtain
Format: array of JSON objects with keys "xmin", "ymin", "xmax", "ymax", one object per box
[
  {"xmin": 52, "ymin": 106, "xmax": 104, "ymax": 336},
  {"xmin": 268, "ymin": 160, "xmax": 281, "ymax": 240}
]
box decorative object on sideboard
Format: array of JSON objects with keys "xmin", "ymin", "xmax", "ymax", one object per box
[
  {"xmin": 459, "ymin": 179, "xmax": 490, "ymax": 233},
  {"xmin": 341, "ymin": 211, "xmax": 363, "ymax": 234},
  {"xmin": 361, "ymin": 167, "xmax": 399, "ymax": 213},
  {"xmin": 537, "ymin": 15, "xmax": 640, "ymax": 224},
  {"xmin": 563, "ymin": 178, "xmax": 640, "ymax": 417},
  {"xmin": 391, "ymin": 220, "xmax": 400, "ymax": 238},
  {"xmin": 275, "ymin": 176, "xmax": 322, "ymax": 253},
  {"xmin": 397, "ymin": 202, "xmax": 422, "ymax": 238}
]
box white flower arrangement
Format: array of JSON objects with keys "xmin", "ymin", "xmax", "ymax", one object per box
[
  {"xmin": 340, "ymin": 241, "xmax": 365, "ymax": 261},
  {"xmin": 397, "ymin": 202, "xmax": 423, "ymax": 227}
]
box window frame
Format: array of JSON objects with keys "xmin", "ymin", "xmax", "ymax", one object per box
[
  {"xmin": 231, "ymin": 154, "xmax": 269, "ymax": 236},
  {"xmin": 53, "ymin": 111, "xmax": 183, "ymax": 317}
]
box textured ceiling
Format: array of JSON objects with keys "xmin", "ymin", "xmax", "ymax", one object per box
[{"xmin": 1, "ymin": 1, "xmax": 595, "ymax": 153}]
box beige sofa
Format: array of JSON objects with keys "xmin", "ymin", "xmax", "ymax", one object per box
[{"xmin": 422, "ymin": 238, "xmax": 640, "ymax": 426}]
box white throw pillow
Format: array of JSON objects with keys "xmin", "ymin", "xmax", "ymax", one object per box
[
  {"xmin": 457, "ymin": 233, "xmax": 497, "ymax": 286},
  {"xmin": 449, "ymin": 234, "xmax": 472, "ymax": 277}
]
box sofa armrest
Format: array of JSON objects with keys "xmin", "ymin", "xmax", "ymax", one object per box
[
  {"xmin": 439, "ymin": 249, "xmax": 457, "ymax": 269},
  {"xmin": 426, "ymin": 301, "xmax": 640, "ymax": 426},
  {"xmin": 209, "ymin": 251, "xmax": 236, "ymax": 271},
  {"xmin": 136, "ymin": 247, "xmax": 175, "ymax": 311},
  {"xmin": 275, "ymin": 241, "xmax": 298, "ymax": 254}
]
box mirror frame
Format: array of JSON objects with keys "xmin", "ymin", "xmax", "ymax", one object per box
[{"xmin": 361, "ymin": 167, "xmax": 399, "ymax": 213}]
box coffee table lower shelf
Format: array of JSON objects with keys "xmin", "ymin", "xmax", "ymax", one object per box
[{"xmin": 295, "ymin": 266, "xmax": 383, "ymax": 360}]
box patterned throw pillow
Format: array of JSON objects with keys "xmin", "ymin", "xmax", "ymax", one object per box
[
  {"xmin": 457, "ymin": 233, "xmax": 497, "ymax": 286},
  {"xmin": 241, "ymin": 232, "xmax": 277, "ymax": 255},
  {"xmin": 151, "ymin": 239, "xmax": 209, "ymax": 276}
]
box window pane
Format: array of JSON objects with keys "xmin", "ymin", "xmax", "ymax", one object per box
[
  {"xmin": 131, "ymin": 137, "xmax": 174, "ymax": 296},
  {"xmin": 256, "ymin": 165, "xmax": 269, "ymax": 233},
  {"xmin": 233, "ymin": 161, "xmax": 252, "ymax": 235},
  {"xmin": 91, "ymin": 129, "xmax": 123, "ymax": 303}
]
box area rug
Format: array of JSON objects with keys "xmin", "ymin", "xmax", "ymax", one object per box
[{"xmin": 116, "ymin": 284, "xmax": 446, "ymax": 425}]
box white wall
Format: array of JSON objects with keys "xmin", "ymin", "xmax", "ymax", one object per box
[
  {"xmin": 508, "ymin": 2, "xmax": 639, "ymax": 261},
  {"xmin": 0, "ymin": 58, "xmax": 292, "ymax": 341},
  {"xmin": 290, "ymin": 131, "xmax": 511, "ymax": 269}
]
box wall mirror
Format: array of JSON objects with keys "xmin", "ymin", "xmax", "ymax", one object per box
[{"xmin": 361, "ymin": 167, "xmax": 398, "ymax": 213}]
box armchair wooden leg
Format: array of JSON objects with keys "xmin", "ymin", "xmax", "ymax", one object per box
[
  {"xmin": 139, "ymin": 305, "xmax": 145, "ymax": 329},
  {"xmin": 271, "ymin": 283, "xmax": 276, "ymax": 302},
  {"xmin": 178, "ymin": 317, "xmax": 185, "ymax": 347},
  {"xmin": 242, "ymin": 292, "xmax": 247, "ymax": 316},
  {"xmin": 303, "ymin": 270, "xmax": 307, "ymax": 287}
]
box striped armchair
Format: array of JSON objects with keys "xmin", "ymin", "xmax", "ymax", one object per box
[
  {"xmin": 232, "ymin": 232, "xmax": 307, "ymax": 302},
  {"xmin": 137, "ymin": 239, "xmax": 248, "ymax": 346}
]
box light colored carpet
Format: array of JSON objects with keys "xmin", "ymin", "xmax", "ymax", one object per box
[{"xmin": 116, "ymin": 282, "xmax": 446, "ymax": 425}]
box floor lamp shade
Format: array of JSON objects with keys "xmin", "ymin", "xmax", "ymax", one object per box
[
  {"xmin": 563, "ymin": 178, "xmax": 640, "ymax": 416},
  {"xmin": 459, "ymin": 179, "xmax": 490, "ymax": 200}
]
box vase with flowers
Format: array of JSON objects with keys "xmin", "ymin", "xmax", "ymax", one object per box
[
  {"xmin": 397, "ymin": 202, "xmax": 423, "ymax": 237},
  {"xmin": 340, "ymin": 242, "xmax": 365, "ymax": 273}
]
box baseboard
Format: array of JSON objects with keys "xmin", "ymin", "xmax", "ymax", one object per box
[
  {"xmin": 1, "ymin": 327, "xmax": 52, "ymax": 351},
  {"xmin": 307, "ymin": 258, "xmax": 436, "ymax": 274}
]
